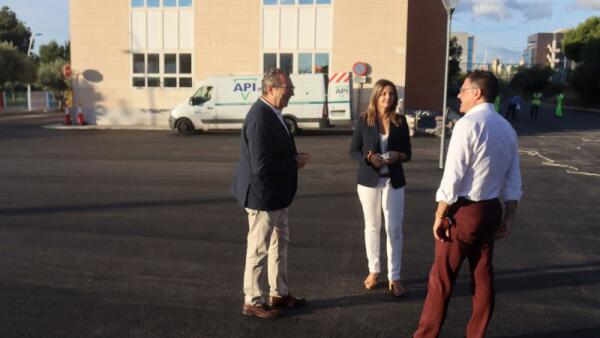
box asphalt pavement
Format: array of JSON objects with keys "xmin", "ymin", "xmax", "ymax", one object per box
[{"xmin": 1, "ymin": 106, "xmax": 599, "ymax": 337}]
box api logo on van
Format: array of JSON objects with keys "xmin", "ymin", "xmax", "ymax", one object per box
[
  {"xmin": 233, "ymin": 78, "xmax": 259, "ymax": 101},
  {"xmin": 335, "ymin": 85, "xmax": 349, "ymax": 98}
]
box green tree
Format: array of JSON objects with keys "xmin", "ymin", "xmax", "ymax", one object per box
[
  {"xmin": 570, "ymin": 63, "xmax": 600, "ymax": 102},
  {"xmin": 448, "ymin": 36, "xmax": 463, "ymax": 90},
  {"xmin": 509, "ymin": 65, "xmax": 553, "ymax": 94},
  {"xmin": 0, "ymin": 6, "xmax": 31, "ymax": 54},
  {"xmin": 0, "ymin": 41, "xmax": 35, "ymax": 89},
  {"xmin": 38, "ymin": 58, "xmax": 69, "ymax": 91},
  {"xmin": 36, "ymin": 40, "xmax": 71, "ymax": 108},
  {"xmin": 563, "ymin": 17, "xmax": 600, "ymax": 102},
  {"xmin": 562, "ymin": 16, "xmax": 600, "ymax": 62},
  {"xmin": 38, "ymin": 40, "xmax": 70, "ymax": 63}
]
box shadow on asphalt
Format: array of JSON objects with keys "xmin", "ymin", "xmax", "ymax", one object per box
[
  {"xmin": 496, "ymin": 327, "xmax": 600, "ymax": 338},
  {"xmin": 265, "ymin": 260, "xmax": 600, "ymax": 320}
]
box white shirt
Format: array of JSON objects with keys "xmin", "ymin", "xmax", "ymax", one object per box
[
  {"xmin": 379, "ymin": 133, "xmax": 389, "ymax": 174},
  {"xmin": 259, "ymin": 96, "xmax": 290, "ymax": 135},
  {"xmin": 436, "ymin": 103, "xmax": 522, "ymax": 204}
]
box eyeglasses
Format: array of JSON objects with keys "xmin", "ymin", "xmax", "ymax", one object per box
[{"xmin": 459, "ymin": 87, "xmax": 478, "ymax": 93}]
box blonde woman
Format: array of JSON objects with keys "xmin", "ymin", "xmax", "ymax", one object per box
[{"xmin": 349, "ymin": 79, "xmax": 412, "ymax": 297}]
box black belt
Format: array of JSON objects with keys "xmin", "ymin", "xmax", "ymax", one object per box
[
  {"xmin": 457, "ymin": 196, "xmax": 500, "ymax": 204},
  {"xmin": 379, "ymin": 173, "xmax": 390, "ymax": 177}
]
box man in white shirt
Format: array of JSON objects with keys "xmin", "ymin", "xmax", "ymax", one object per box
[{"xmin": 414, "ymin": 71, "xmax": 522, "ymax": 338}]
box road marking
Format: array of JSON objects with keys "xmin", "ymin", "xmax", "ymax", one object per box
[
  {"xmin": 519, "ymin": 149, "xmax": 600, "ymax": 178},
  {"xmin": 582, "ymin": 138, "xmax": 600, "ymax": 142}
]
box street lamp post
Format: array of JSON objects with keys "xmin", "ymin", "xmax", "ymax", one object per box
[
  {"xmin": 27, "ymin": 33, "xmax": 42, "ymax": 111},
  {"xmin": 439, "ymin": 0, "xmax": 459, "ymax": 169}
]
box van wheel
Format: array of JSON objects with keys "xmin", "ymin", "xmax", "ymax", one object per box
[
  {"xmin": 176, "ymin": 118, "xmax": 195, "ymax": 135},
  {"xmin": 283, "ymin": 117, "xmax": 299, "ymax": 135}
]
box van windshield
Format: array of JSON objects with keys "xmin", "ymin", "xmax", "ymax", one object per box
[{"xmin": 192, "ymin": 86, "xmax": 213, "ymax": 102}]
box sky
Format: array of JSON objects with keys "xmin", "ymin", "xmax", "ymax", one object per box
[
  {"xmin": 2, "ymin": 0, "xmax": 600, "ymax": 63},
  {"xmin": 2, "ymin": 0, "xmax": 69, "ymax": 52},
  {"xmin": 452, "ymin": 0, "xmax": 600, "ymax": 63}
]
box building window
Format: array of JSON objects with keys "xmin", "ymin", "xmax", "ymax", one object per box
[
  {"xmin": 179, "ymin": 78, "xmax": 192, "ymax": 87},
  {"xmin": 261, "ymin": 1, "xmax": 331, "ymax": 74},
  {"xmin": 131, "ymin": 0, "xmax": 193, "ymax": 8},
  {"xmin": 147, "ymin": 77, "xmax": 161, "ymax": 87},
  {"xmin": 264, "ymin": 53, "xmax": 277, "ymax": 72},
  {"xmin": 132, "ymin": 77, "xmax": 145, "ymax": 87},
  {"xmin": 164, "ymin": 77, "xmax": 177, "ymax": 87},
  {"xmin": 132, "ymin": 53, "xmax": 193, "ymax": 88},
  {"xmin": 164, "ymin": 54, "xmax": 177, "ymax": 73},
  {"xmin": 279, "ymin": 53, "xmax": 293, "ymax": 74},
  {"xmin": 179, "ymin": 54, "xmax": 192, "ymax": 73},
  {"xmin": 133, "ymin": 54, "xmax": 145, "ymax": 73},
  {"xmin": 298, "ymin": 53, "xmax": 312, "ymax": 74},
  {"xmin": 147, "ymin": 54, "xmax": 160, "ymax": 73},
  {"xmin": 263, "ymin": 52, "xmax": 328, "ymax": 75},
  {"xmin": 315, "ymin": 53, "xmax": 329, "ymax": 73}
]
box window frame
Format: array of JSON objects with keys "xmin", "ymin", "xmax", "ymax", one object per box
[
  {"xmin": 130, "ymin": 52, "xmax": 193, "ymax": 88},
  {"xmin": 260, "ymin": 0, "xmax": 332, "ymax": 75}
]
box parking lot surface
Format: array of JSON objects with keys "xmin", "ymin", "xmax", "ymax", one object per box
[{"xmin": 1, "ymin": 107, "xmax": 599, "ymax": 337}]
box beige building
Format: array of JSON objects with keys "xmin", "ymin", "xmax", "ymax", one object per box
[{"xmin": 70, "ymin": 0, "xmax": 445, "ymax": 126}]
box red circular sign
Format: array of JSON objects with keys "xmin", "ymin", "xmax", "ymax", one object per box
[
  {"xmin": 352, "ymin": 62, "xmax": 368, "ymax": 76},
  {"xmin": 62, "ymin": 64, "xmax": 72, "ymax": 78}
]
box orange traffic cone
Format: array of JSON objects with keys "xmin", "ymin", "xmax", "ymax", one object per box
[
  {"xmin": 76, "ymin": 104, "xmax": 87, "ymax": 126},
  {"xmin": 63, "ymin": 107, "xmax": 72, "ymax": 125}
]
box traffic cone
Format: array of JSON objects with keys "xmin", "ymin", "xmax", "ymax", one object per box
[
  {"xmin": 76, "ymin": 104, "xmax": 87, "ymax": 126},
  {"xmin": 63, "ymin": 107, "xmax": 72, "ymax": 125}
]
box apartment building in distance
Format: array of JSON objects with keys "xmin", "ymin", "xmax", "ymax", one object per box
[
  {"xmin": 451, "ymin": 32, "xmax": 476, "ymax": 73},
  {"xmin": 523, "ymin": 29, "xmax": 570, "ymax": 70}
]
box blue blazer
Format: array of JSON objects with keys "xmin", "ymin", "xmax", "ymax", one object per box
[
  {"xmin": 231, "ymin": 99, "xmax": 298, "ymax": 211},
  {"xmin": 349, "ymin": 114, "xmax": 412, "ymax": 189}
]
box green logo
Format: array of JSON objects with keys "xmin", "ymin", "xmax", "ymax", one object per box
[{"xmin": 233, "ymin": 78, "xmax": 259, "ymax": 101}]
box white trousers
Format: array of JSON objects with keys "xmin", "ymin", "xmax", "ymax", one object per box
[
  {"xmin": 357, "ymin": 179, "xmax": 405, "ymax": 281},
  {"xmin": 243, "ymin": 208, "xmax": 289, "ymax": 305}
]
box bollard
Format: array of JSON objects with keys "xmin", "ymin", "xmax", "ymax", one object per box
[
  {"xmin": 63, "ymin": 107, "xmax": 72, "ymax": 125},
  {"xmin": 76, "ymin": 104, "xmax": 87, "ymax": 126}
]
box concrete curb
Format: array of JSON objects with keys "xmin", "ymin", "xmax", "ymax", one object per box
[
  {"xmin": 43, "ymin": 124, "xmax": 170, "ymax": 131},
  {"xmin": 540, "ymin": 103, "xmax": 600, "ymax": 113}
]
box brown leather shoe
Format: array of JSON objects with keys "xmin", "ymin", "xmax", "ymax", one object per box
[
  {"xmin": 242, "ymin": 303, "xmax": 281, "ymax": 319},
  {"xmin": 268, "ymin": 294, "xmax": 307, "ymax": 308},
  {"xmin": 389, "ymin": 280, "xmax": 406, "ymax": 297}
]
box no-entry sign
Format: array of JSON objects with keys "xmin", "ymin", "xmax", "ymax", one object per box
[
  {"xmin": 63, "ymin": 64, "xmax": 72, "ymax": 78},
  {"xmin": 352, "ymin": 62, "xmax": 367, "ymax": 76}
]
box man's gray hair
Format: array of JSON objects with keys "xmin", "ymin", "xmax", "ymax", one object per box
[{"xmin": 262, "ymin": 68, "xmax": 287, "ymax": 95}]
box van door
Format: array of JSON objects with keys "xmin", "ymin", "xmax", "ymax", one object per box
[
  {"xmin": 216, "ymin": 76, "xmax": 261, "ymax": 130},
  {"xmin": 327, "ymin": 72, "xmax": 353, "ymax": 125},
  {"xmin": 190, "ymin": 85, "xmax": 216, "ymax": 128},
  {"xmin": 289, "ymin": 74, "xmax": 324, "ymax": 129}
]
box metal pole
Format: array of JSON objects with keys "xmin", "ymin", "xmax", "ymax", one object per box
[
  {"xmin": 439, "ymin": 9, "xmax": 453, "ymax": 169},
  {"xmin": 27, "ymin": 35, "xmax": 34, "ymax": 111}
]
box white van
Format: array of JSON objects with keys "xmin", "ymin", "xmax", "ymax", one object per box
[{"xmin": 169, "ymin": 73, "xmax": 352, "ymax": 135}]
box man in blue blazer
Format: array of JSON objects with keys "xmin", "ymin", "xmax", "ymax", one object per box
[{"xmin": 231, "ymin": 68, "xmax": 310, "ymax": 319}]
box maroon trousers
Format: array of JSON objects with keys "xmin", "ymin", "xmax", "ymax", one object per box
[{"xmin": 414, "ymin": 198, "xmax": 503, "ymax": 338}]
